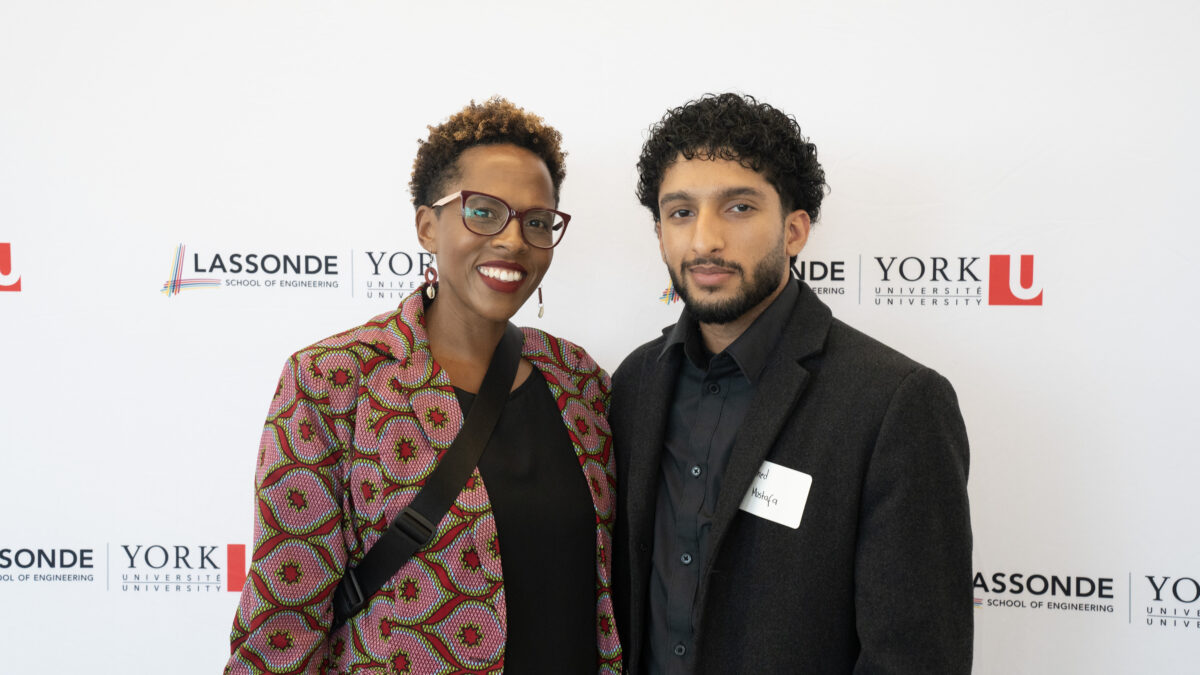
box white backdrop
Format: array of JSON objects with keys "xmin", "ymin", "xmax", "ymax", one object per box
[{"xmin": 2, "ymin": 1, "xmax": 1199, "ymax": 672}]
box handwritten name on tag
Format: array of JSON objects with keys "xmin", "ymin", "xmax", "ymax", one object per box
[{"xmin": 738, "ymin": 460, "xmax": 812, "ymax": 529}]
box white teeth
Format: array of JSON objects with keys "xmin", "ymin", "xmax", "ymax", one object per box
[{"xmin": 478, "ymin": 266, "xmax": 525, "ymax": 283}]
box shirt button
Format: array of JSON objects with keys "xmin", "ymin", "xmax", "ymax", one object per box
[
  {"xmin": 680, "ymin": 553, "xmax": 693, "ymax": 565},
  {"xmin": 706, "ymin": 383, "xmax": 721, "ymax": 394},
  {"xmin": 690, "ymin": 465, "xmax": 702, "ymax": 478},
  {"xmin": 674, "ymin": 643, "xmax": 687, "ymax": 657}
]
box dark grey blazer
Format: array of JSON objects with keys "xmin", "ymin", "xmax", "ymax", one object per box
[{"xmin": 611, "ymin": 282, "xmax": 973, "ymax": 674}]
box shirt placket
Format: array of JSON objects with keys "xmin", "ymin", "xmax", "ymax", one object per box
[{"xmin": 665, "ymin": 356, "xmax": 733, "ymax": 672}]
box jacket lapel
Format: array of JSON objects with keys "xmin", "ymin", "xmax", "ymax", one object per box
[
  {"xmin": 626, "ymin": 346, "xmax": 679, "ymax": 543},
  {"xmin": 696, "ymin": 285, "xmax": 833, "ymax": 613},
  {"xmin": 354, "ymin": 292, "xmax": 464, "ymax": 453},
  {"xmin": 624, "ymin": 340, "xmax": 681, "ymax": 665}
]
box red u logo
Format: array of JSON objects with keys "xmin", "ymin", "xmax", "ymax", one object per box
[
  {"xmin": 0, "ymin": 243, "xmax": 22, "ymax": 292},
  {"xmin": 988, "ymin": 255, "xmax": 1042, "ymax": 306}
]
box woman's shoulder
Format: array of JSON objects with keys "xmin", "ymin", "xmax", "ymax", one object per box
[
  {"xmin": 269, "ymin": 297, "xmax": 432, "ymax": 412},
  {"xmin": 520, "ymin": 326, "xmax": 608, "ymax": 383},
  {"xmin": 291, "ymin": 291, "xmax": 429, "ymax": 365}
]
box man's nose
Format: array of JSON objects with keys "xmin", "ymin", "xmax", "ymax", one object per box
[{"xmin": 691, "ymin": 209, "xmax": 724, "ymax": 254}]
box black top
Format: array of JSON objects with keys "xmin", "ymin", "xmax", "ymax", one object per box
[
  {"xmin": 646, "ymin": 279, "xmax": 800, "ymax": 674},
  {"xmin": 454, "ymin": 370, "xmax": 597, "ymax": 672}
]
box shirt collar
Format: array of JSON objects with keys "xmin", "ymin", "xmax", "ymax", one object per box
[{"xmin": 659, "ymin": 278, "xmax": 799, "ymax": 383}]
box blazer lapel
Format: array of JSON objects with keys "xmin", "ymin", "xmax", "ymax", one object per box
[
  {"xmin": 406, "ymin": 354, "xmax": 462, "ymax": 450},
  {"xmin": 623, "ymin": 342, "xmax": 681, "ymax": 665},
  {"xmin": 626, "ymin": 347, "xmax": 679, "ymax": 540},
  {"xmin": 696, "ymin": 285, "xmax": 833, "ymax": 614},
  {"xmin": 354, "ymin": 292, "xmax": 465, "ymax": 456}
]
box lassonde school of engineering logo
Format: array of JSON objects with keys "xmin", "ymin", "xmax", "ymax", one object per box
[{"xmin": 158, "ymin": 244, "xmax": 433, "ymax": 300}]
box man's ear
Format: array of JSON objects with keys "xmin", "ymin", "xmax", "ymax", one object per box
[
  {"xmin": 785, "ymin": 209, "xmax": 812, "ymax": 258},
  {"xmin": 416, "ymin": 205, "xmax": 438, "ymax": 254}
]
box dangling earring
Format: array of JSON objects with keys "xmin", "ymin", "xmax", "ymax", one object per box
[
  {"xmin": 424, "ymin": 266, "xmax": 437, "ymax": 300},
  {"xmin": 537, "ymin": 286, "xmax": 544, "ymax": 318}
]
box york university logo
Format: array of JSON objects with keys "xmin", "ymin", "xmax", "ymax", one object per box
[
  {"xmin": 1144, "ymin": 575, "xmax": 1200, "ymax": 629},
  {"xmin": 1147, "ymin": 576, "xmax": 1200, "ymax": 604},
  {"xmin": 988, "ymin": 254, "xmax": 1043, "ymax": 306},
  {"xmin": 870, "ymin": 253, "xmax": 1044, "ymax": 309},
  {"xmin": 363, "ymin": 250, "xmax": 434, "ymax": 278},
  {"xmin": 360, "ymin": 249, "xmax": 434, "ymax": 300},
  {"xmin": 0, "ymin": 243, "xmax": 22, "ymax": 292},
  {"xmin": 871, "ymin": 256, "xmax": 984, "ymax": 308},
  {"xmin": 118, "ymin": 543, "xmax": 247, "ymax": 593}
]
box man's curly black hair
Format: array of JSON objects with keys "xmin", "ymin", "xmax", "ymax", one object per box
[
  {"xmin": 636, "ymin": 93, "xmax": 827, "ymax": 223},
  {"xmin": 410, "ymin": 97, "xmax": 566, "ymax": 209}
]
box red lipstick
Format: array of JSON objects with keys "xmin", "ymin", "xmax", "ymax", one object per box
[{"xmin": 476, "ymin": 260, "xmax": 528, "ymax": 293}]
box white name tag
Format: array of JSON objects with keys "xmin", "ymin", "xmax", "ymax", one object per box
[{"xmin": 738, "ymin": 460, "xmax": 812, "ymax": 529}]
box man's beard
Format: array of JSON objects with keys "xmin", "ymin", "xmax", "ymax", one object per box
[{"xmin": 669, "ymin": 245, "xmax": 787, "ymax": 325}]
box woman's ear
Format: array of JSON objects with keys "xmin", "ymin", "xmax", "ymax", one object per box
[{"xmin": 415, "ymin": 205, "xmax": 438, "ymax": 254}]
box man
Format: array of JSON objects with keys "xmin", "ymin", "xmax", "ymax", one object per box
[{"xmin": 610, "ymin": 93, "xmax": 972, "ymax": 674}]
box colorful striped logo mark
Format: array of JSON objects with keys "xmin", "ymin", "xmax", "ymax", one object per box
[
  {"xmin": 160, "ymin": 244, "xmax": 219, "ymax": 297},
  {"xmin": 659, "ymin": 283, "xmax": 681, "ymax": 305},
  {"xmin": 974, "ymin": 597, "xmax": 984, "ymax": 609}
]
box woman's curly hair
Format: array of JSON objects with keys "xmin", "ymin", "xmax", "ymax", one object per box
[
  {"xmin": 636, "ymin": 93, "xmax": 827, "ymax": 222},
  {"xmin": 409, "ymin": 97, "xmax": 566, "ymax": 209}
]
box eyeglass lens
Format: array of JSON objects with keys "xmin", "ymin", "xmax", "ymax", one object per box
[{"xmin": 462, "ymin": 193, "xmax": 566, "ymax": 248}]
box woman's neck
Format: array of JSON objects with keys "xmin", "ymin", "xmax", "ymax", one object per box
[{"xmin": 423, "ymin": 297, "xmax": 523, "ymax": 393}]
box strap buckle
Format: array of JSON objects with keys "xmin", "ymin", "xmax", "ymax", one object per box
[
  {"xmin": 390, "ymin": 507, "xmax": 437, "ymax": 548},
  {"xmin": 331, "ymin": 566, "xmax": 365, "ymax": 631},
  {"xmin": 341, "ymin": 566, "xmax": 364, "ymax": 611}
]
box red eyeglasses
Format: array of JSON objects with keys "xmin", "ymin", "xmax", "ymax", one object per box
[{"xmin": 431, "ymin": 190, "xmax": 571, "ymax": 249}]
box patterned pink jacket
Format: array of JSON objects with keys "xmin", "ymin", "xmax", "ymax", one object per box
[{"xmin": 226, "ymin": 289, "xmax": 622, "ymax": 674}]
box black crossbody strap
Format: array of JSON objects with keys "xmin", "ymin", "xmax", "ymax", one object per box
[{"xmin": 330, "ymin": 322, "xmax": 524, "ymax": 631}]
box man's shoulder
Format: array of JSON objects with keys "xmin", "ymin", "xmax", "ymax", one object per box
[
  {"xmin": 612, "ymin": 327, "xmax": 672, "ymax": 384},
  {"xmin": 783, "ymin": 288, "xmax": 948, "ymax": 391},
  {"xmin": 812, "ymin": 318, "xmax": 959, "ymax": 409},
  {"xmin": 776, "ymin": 284, "xmax": 925, "ymax": 376},
  {"xmin": 824, "ymin": 318, "xmax": 921, "ymax": 369}
]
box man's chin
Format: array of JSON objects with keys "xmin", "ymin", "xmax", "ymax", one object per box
[{"xmin": 683, "ymin": 297, "xmax": 748, "ymax": 325}]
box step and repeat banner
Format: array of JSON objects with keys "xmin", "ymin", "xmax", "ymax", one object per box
[{"xmin": 2, "ymin": 1, "xmax": 1198, "ymax": 672}]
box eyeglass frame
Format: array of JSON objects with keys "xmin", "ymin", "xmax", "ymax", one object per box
[{"xmin": 430, "ymin": 190, "xmax": 572, "ymax": 250}]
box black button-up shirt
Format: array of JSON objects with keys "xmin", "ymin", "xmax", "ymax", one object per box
[{"xmin": 646, "ymin": 279, "xmax": 800, "ymax": 674}]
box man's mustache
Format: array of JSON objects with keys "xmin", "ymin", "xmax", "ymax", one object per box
[{"xmin": 683, "ymin": 257, "xmax": 744, "ymax": 274}]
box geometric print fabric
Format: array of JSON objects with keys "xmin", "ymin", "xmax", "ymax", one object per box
[{"xmin": 226, "ymin": 288, "xmax": 622, "ymax": 674}]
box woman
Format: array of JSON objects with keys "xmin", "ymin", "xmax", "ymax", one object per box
[{"xmin": 226, "ymin": 99, "xmax": 621, "ymax": 674}]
